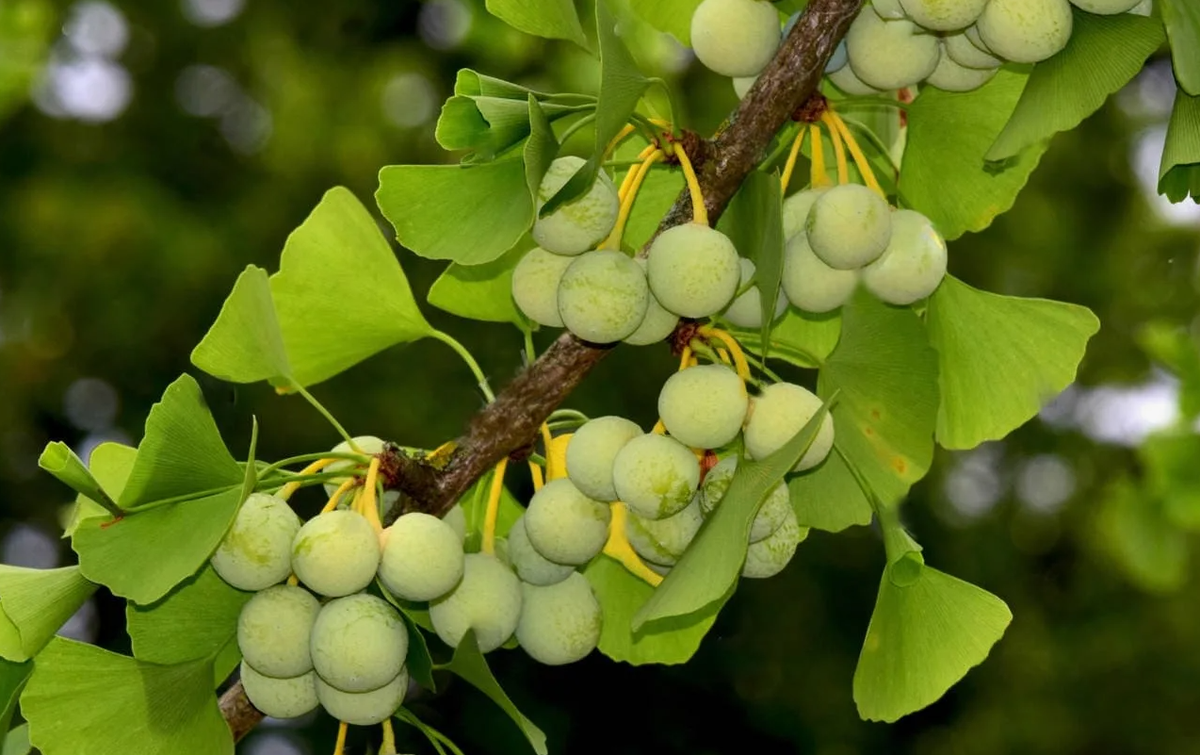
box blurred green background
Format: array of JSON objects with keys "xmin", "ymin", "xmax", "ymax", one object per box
[{"xmin": 3, "ymin": 1, "xmax": 1200, "ymax": 753}]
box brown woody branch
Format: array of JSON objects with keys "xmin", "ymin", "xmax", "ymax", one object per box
[{"xmin": 220, "ymin": 0, "xmax": 862, "ymax": 740}]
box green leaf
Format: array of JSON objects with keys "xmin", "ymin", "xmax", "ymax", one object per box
[
  {"xmin": 788, "ymin": 448, "xmax": 874, "ymax": 532},
  {"xmin": 900, "ymin": 70, "xmax": 1047, "ymax": 240},
  {"xmin": 622, "ymin": 167, "xmax": 682, "ymax": 251},
  {"xmin": 1161, "ymin": 0, "xmax": 1200, "ymax": 96},
  {"xmin": 378, "ymin": 159, "xmax": 533, "ymax": 265},
  {"xmin": 628, "ymin": 0, "xmax": 701, "ymax": 44},
  {"xmin": 39, "ymin": 441, "xmax": 121, "ymax": 517},
  {"xmin": 485, "ymin": 0, "xmax": 587, "ymax": 47},
  {"xmin": 1159, "ymin": 89, "xmax": 1200, "ymax": 204},
  {"xmin": 270, "ymin": 187, "xmax": 433, "ymax": 387},
  {"xmin": 0, "ymin": 661, "xmax": 30, "ymax": 750},
  {"xmin": 0, "ymin": 566, "xmax": 95, "ymax": 663},
  {"xmin": 460, "ymin": 470, "xmax": 525, "ymax": 553},
  {"xmin": 988, "ymin": 10, "xmax": 1164, "ymax": 160},
  {"xmin": 540, "ymin": 0, "xmax": 650, "ymax": 216},
  {"xmin": 435, "ymin": 70, "xmax": 585, "ymax": 158},
  {"xmin": 23, "ymin": 638, "xmax": 233, "ymax": 755},
  {"xmin": 927, "ymin": 276, "xmax": 1099, "ymax": 450},
  {"xmin": 1137, "ymin": 432, "xmax": 1200, "ymax": 531},
  {"xmin": 524, "ymin": 96, "xmax": 560, "ymax": 197},
  {"xmin": 731, "ymin": 308, "xmax": 842, "ymax": 370},
  {"xmin": 3, "ymin": 722, "xmax": 30, "ymax": 755},
  {"xmin": 0, "ymin": 0, "xmax": 55, "ymax": 122},
  {"xmin": 394, "ymin": 708, "xmax": 466, "ymax": 755},
  {"xmin": 1095, "ymin": 476, "xmax": 1187, "ymax": 593},
  {"xmin": 633, "ymin": 396, "xmax": 834, "ymax": 628},
  {"xmin": 1137, "ymin": 320, "xmax": 1200, "ymax": 420},
  {"xmin": 64, "ymin": 442, "xmax": 136, "ymax": 537},
  {"xmin": 126, "ymin": 565, "xmax": 252, "ymax": 685},
  {"xmin": 582, "ymin": 556, "xmax": 723, "ymax": 665},
  {"xmin": 718, "ymin": 171, "xmax": 785, "ymax": 355},
  {"xmin": 428, "ymin": 244, "xmax": 527, "ymax": 326},
  {"xmin": 438, "ymin": 631, "xmax": 547, "ymax": 755},
  {"xmin": 190, "ymin": 266, "xmax": 290, "ymax": 384},
  {"xmin": 818, "ymin": 291, "xmax": 939, "ymax": 506}
]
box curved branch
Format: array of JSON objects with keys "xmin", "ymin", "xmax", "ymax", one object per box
[{"xmin": 220, "ymin": 0, "xmax": 862, "ymax": 738}]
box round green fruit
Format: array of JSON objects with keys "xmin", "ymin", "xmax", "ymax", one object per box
[
  {"xmin": 690, "ymin": 0, "xmax": 781, "ymax": 77},
  {"xmin": 626, "ymin": 498, "xmax": 704, "ymax": 566},
  {"xmin": 316, "ymin": 668, "xmax": 408, "ymax": 726},
  {"xmin": 732, "ymin": 75, "xmax": 757, "ymax": 99},
  {"xmin": 429, "ymin": 553, "xmax": 523, "ymax": 653},
  {"xmin": 532, "ymin": 156, "xmax": 619, "ymax": 255},
  {"xmin": 211, "ymin": 492, "xmax": 300, "ymax": 592},
  {"xmin": 698, "ymin": 456, "xmax": 791, "ymax": 543},
  {"xmin": 827, "ymin": 64, "xmax": 883, "ymax": 95},
  {"xmin": 624, "ymin": 258, "xmax": 680, "ymax": 345},
  {"xmin": 444, "ymin": 504, "xmax": 467, "ymax": 543},
  {"xmin": 237, "ymin": 584, "xmax": 320, "ymax": 678},
  {"xmin": 378, "ymin": 512, "xmax": 464, "ymax": 602},
  {"xmin": 524, "ymin": 478, "xmax": 611, "ymax": 566},
  {"xmin": 566, "ymin": 416, "xmax": 642, "ymax": 502},
  {"xmin": 612, "ymin": 433, "xmax": 701, "ymax": 520},
  {"xmin": 743, "ymin": 382, "xmax": 834, "ymax": 472},
  {"xmin": 322, "ymin": 436, "xmax": 389, "ymax": 500},
  {"xmin": 782, "ymin": 188, "xmax": 827, "ymax": 241},
  {"xmin": 846, "ymin": 11, "xmax": 940, "ymax": 90},
  {"xmin": 861, "ymin": 209, "xmax": 947, "ymax": 305},
  {"xmin": 240, "ymin": 663, "xmax": 318, "ymax": 719},
  {"xmin": 926, "ymin": 46, "xmax": 997, "ymax": 91},
  {"xmin": 722, "ymin": 258, "xmax": 788, "ymax": 329},
  {"xmin": 899, "ymin": 0, "xmax": 988, "ymax": 31},
  {"xmin": 647, "ymin": 222, "xmax": 741, "ymax": 318},
  {"xmin": 516, "ymin": 572, "xmax": 603, "ymax": 666},
  {"xmin": 944, "ymin": 29, "xmax": 1003, "ymax": 69},
  {"xmin": 871, "ymin": 0, "xmax": 907, "ymax": 19},
  {"xmin": 977, "ymin": 0, "xmax": 1072, "ymax": 64},
  {"xmin": 742, "ymin": 506, "xmax": 807, "ymax": 578},
  {"xmin": 557, "ymin": 250, "xmax": 649, "ymax": 344},
  {"xmin": 658, "ymin": 363, "xmax": 748, "ymax": 450},
  {"xmin": 806, "ymin": 184, "xmax": 892, "ymax": 270},
  {"xmin": 507, "ymin": 515, "xmax": 575, "ymax": 586},
  {"xmin": 781, "ymin": 230, "xmax": 859, "ymax": 313},
  {"xmin": 310, "ymin": 593, "xmax": 408, "ymax": 693},
  {"xmin": 512, "ymin": 247, "xmax": 575, "ymax": 328},
  {"xmin": 1070, "ymin": 0, "xmax": 1140, "ymax": 14},
  {"xmin": 291, "ymin": 509, "xmax": 381, "ymax": 598}
]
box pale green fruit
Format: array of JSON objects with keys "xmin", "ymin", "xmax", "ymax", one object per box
[
  {"xmin": 444, "ymin": 504, "xmax": 467, "ymax": 543},
  {"xmin": 566, "ymin": 416, "xmax": 642, "ymax": 502},
  {"xmin": 516, "ymin": 572, "xmax": 603, "ymax": 666},
  {"xmin": 899, "ymin": 0, "xmax": 988, "ymax": 31},
  {"xmin": 237, "ymin": 584, "xmax": 320, "ymax": 678},
  {"xmin": 846, "ymin": 11, "xmax": 940, "ymax": 90},
  {"xmin": 240, "ymin": 663, "xmax": 318, "ymax": 719},
  {"xmin": 524, "ymin": 478, "xmax": 611, "ymax": 565},
  {"xmin": 1130, "ymin": 0, "xmax": 1152, "ymax": 16},
  {"xmin": 965, "ymin": 24, "xmax": 992, "ymax": 52},
  {"xmin": 322, "ymin": 436, "xmax": 387, "ymax": 499},
  {"xmin": 532, "ymin": 156, "xmax": 619, "ymax": 255},
  {"xmin": 978, "ymin": 0, "xmax": 1072, "ymax": 63},
  {"xmin": 698, "ymin": 456, "xmax": 792, "ymax": 542},
  {"xmin": 926, "ymin": 45, "xmax": 998, "ymax": 91},
  {"xmin": 732, "ymin": 75, "xmax": 758, "ymax": 99},
  {"xmin": 507, "ymin": 515, "xmax": 574, "ymax": 586},
  {"xmin": 430, "ymin": 553, "xmax": 523, "ymax": 653},
  {"xmin": 806, "ymin": 184, "xmax": 892, "ymax": 270},
  {"xmin": 827, "ymin": 63, "xmax": 884, "ymax": 95},
  {"xmin": 626, "ymin": 498, "xmax": 704, "ymax": 566},
  {"xmin": 743, "ymin": 382, "xmax": 834, "ymax": 472},
  {"xmin": 1070, "ymin": 0, "xmax": 1140, "ymax": 13},
  {"xmin": 658, "ymin": 364, "xmax": 748, "ymax": 450},
  {"xmin": 378, "ymin": 513, "xmax": 464, "ymax": 602},
  {"xmin": 862, "ymin": 209, "xmax": 947, "ymax": 305},
  {"xmin": 647, "ymin": 222, "xmax": 742, "ymax": 318},
  {"xmin": 211, "ymin": 492, "xmax": 300, "ymax": 591},
  {"xmin": 648, "ymin": 561, "xmax": 672, "ymax": 577},
  {"xmin": 742, "ymin": 506, "xmax": 808, "ymax": 578},
  {"xmin": 624, "ymin": 257, "xmax": 680, "ymax": 345},
  {"xmin": 612, "ymin": 434, "xmax": 701, "ymax": 520},
  {"xmin": 782, "ymin": 188, "xmax": 827, "ymax": 240},
  {"xmin": 690, "ymin": 0, "xmax": 781, "ymax": 77},
  {"xmin": 316, "ymin": 668, "xmax": 408, "ymax": 726},
  {"xmin": 310, "ymin": 593, "xmax": 408, "ymax": 693},
  {"xmin": 781, "ymin": 231, "xmax": 859, "ymax": 314},
  {"xmin": 557, "ymin": 250, "xmax": 649, "ymax": 344},
  {"xmin": 944, "ymin": 29, "xmax": 1003, "ymax": 69},
  {"xmin": 872, "ymin": 0, "xmax": 907, "ymax": 19},
  {"xmin": 512, "ymin": 247, "xmax": 575, "ymax": 328},
  {"xmin": 291, "ymin": 509, "xmax": 381, "ymax": 598},
  {"xmin": 722, "ymin": 258, "xmax": 788, "ymax": 329}
]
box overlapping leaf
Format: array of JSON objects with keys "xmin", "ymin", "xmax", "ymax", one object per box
[
  {"xmin": 627, "ymin": 0, "xmax": 701, "ymax": 44},
  {"xmin": 1161, "ymin": 0, "xmax": 1200, "ymax": 96},
  {"xmin": 0, "ymin": 661, "xmax": 30, "ymax": 746},
  {"xmin": 1159, "ymin": 90, "xmax": 1200, "ymax": 204},
  {"xmin": 731, "ymin": 308, "xmax": 842, "ymax": 370},
  {"xmin": 484, "ymin": 0, "xmax": 587, "ymax": 47},
  {"xmin": 788, "ymin": 449, "xmax": 873, "ymax": 532},
  {"xmin": 427, "ymin": 244, "xmax": 527, "ymax": 326},
  {"xmin": 0, "ymin": 566, "xmax": 95, "ymax": 662},
  {"xmin": 64, "ymin": 442, "xmax": 136, "ymax": 537},
  {"xmin": 718, "ymin": 171, "xmax": 785, "ymax": 353}
]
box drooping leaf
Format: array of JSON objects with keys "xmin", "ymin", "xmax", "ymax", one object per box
[
  {"xmin": 900, "ymin": 70, "xmax": 1047, "ymax": 240},
  {"xmin": 0, "ymin": 661, "xmax": 31, "ymax": 747},
  {"xmin": 126, "ymin": 565, "xmax": 252, "ymax": 685},
  {"xmin": 378, "ymin": 159, "xmax": 534, "ymax": 265},
  {"xmin": 2, "ymin": 722, "xmax": 29, "ymax": 755},
  {"xmin": 23, "ymin": 638, "xmax": 233, "ymax": 755},
  {"xmin": 1159, "ymin": 89, "xmax": 1200, "ymax": 204},
  {"xmin": 788, "ymin": 448, "xmax": 874, "ymax": 532},
  {"xmin": 428, "ymin": 244, "xmax": 528, "ymax": 326},
  {"xmin": 38, "ymin": 441, "xmax": 120, "ymax": 517},
  {"xmin": 718, "ymin": 171, "xmax": 785, "ymax": 355},
  {"xmin": 64, "ymin": 442, "xmax": 137, "ymax": 537},
  {"xmin": 540, "ymin": 0, "xmax": 650, "ymax": 216},
  {"xmin": 1095, "ymin": 476, "xmax": 1188, "ymax": 593},
  {"xmin": 190, "ymin": 266, "xmax": 290, "ymax": 384},
  {"xmin": 627, "ymin": 0, "xmax": 701, "ymax": 44},
  {"xmin": 731, "ymin": 308, "xmax": 842, "ymax": 370},
  {"xmin": 485, "ymin": 0, "xmax": 588, "ymax": 47},
  {"xmin": 1161, "ymin": 0, "xmax": 1200, "ymax": 96},
  {"xmin": 988, "ymin": 10, "xmax": 1164, "ymax": 160},
  {"xmin": 0, "ymin": 566, "xmax": 95, "ymax": 663},
  {"xmin": 818, "ymin": 291, "xmax": 939, "ymax": 506},
  {"xmin": 633, "ymin": 397, "xmax": 833, "ymax": 628},
  {"xmin": 438, "ymin": 630, "xmax": 547, "ymax": 755},
  {"xmin": 583, "ymin": 556, "xmax": 723, "ymax": 665},
  {"xmin": 270, "ymin": 187, "xmax": 433, "ymax": 387},
  {"xmin": 927, "ymin": 275, "xmax": 1099, "ymax": 450}
]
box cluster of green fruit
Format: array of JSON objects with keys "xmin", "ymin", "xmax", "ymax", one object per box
[
  {"xmin": 690, "ymin": 0, "xmax": 1150, "ymax": 98},
  {"xmin": 780, "ymin": 182, "xmax": 947, "ymax": 312}
]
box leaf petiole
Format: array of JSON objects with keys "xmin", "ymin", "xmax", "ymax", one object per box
[{"xmin": 431, "ymin": 330, "xmax": 496, "ymax": 403}]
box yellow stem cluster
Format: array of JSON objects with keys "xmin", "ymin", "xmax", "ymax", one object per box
[
  {"xmin": 278, "ymin": 457, "xmax": 338, "ymax": 501},
  {"xmin": 603, "ymin": 503, "xmax": 664, "ymax": 587},
  {"xmin": 698, "ymin": 326, "xmax": 751, "ymax": 384},
  {"xmin": 780, "ymin": 126, "xmax": 807, "ymax": 195},
  {"xmin": 604, "ymin": 147, "xmax": 664, "ymax": 251},
  {"xmin": 666, "ymin": 139, "xmax": 708, "ymax": 226},
  {"xmin": 822, "ymin": 111, "xmax": 849, "ymax": 185},
  {"xmin": 481, "ymin": 457, "xmax": 508, "ymax": 556}
]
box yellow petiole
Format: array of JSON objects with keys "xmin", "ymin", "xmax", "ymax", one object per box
[
  {"xmin": 825, "ymin": 108, "xmax": 885, "ymax": 198},
  {"xmin": 699, "ymin": 326, "xmax": 752, "ymax": 384},
  {"xmin": 670, "ymin": 140, "xmax": 708, "ymax": 226},
  {"xmin": 604, "ymin": 148, "xmax": 665, "ymax": 251},
  {"xmin": 810, "ymin": 123, "xmax": 831, "ymax": 188},
  {"xmin": 780, "ymin": 126, "xmax": 807, "ymax": 195},
  {"xmin": 529, "ymin": 460, "xmax": 545, "ymax": 492},
  {"xmin": 321, "ymin": 478, "xmax": 357, "ymax": 515},
  {"xmin": 603, "ymin": 503, "xmax": 664, "ymax": 587},
  {"xmin": 277, "ymin": 457, "xmax": 339, "ymax": 502},
  {"xmin": 333, "ymin": 721, "xmax": 348, "ymax": 755},
  {"xmin": 603, "ymin": 123, "xmax": 637, "ymax": 163},
  {"xmin": 678, "ymin": 344, "xmax": 693, "ymax": 372},
  {"xmin": 822, "ymin": 111, "xmax": 849, "ymax": 185},
  {"xmin": 546, "ymin": 433, "xmax": 572, "ymax": 481},
  {"xmin": 481, "ymin": 458, "xmax": 508, "ymax": 556},
  {"xmin": 381, "ymin": 719, "xmax": 397, "ymax": 754},
  {"xmin": 360, "ymin": 457, "xmax": 383, "ymax": 534}
]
